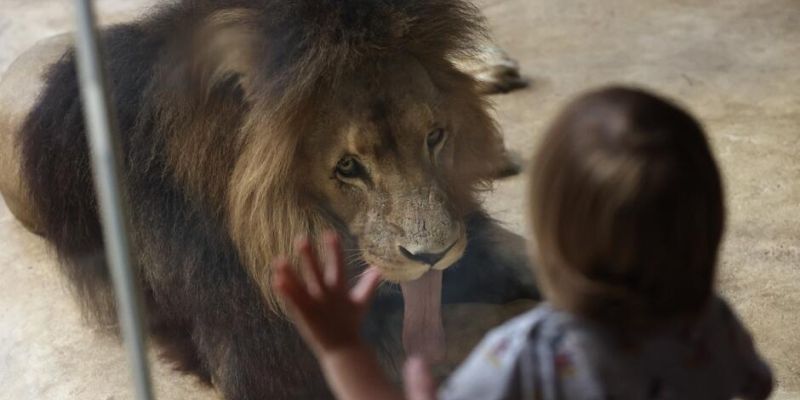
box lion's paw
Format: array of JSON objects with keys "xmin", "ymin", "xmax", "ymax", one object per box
[
  {"xmin": 460, "ymin": 45, "xmax": 528, "ymax": 95},
  {"xmin": 492, "ymin": 149, "xmax": 525, "ymax": 179}
]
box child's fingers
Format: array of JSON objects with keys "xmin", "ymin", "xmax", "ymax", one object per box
[
  {"xmin": 273, "ymin": 286, "xmax": 320, "ymax": 349},
  {"xmin": 404, "ymin": 356, "xmax": 436, "ymax": 400},
  {"xmin": 273, "ymin": 258, "xmax": 315, "ymax": 313},
  {"xmin": 295, "ymin": 236, "xmax": 325, "ymax": 298},
  {"xmin": 322, "ymin": 231, "xmax": 344, "ymax": 290},
  {"xmin": 274, "ymin": 265, "xmax": 329, "ymax": 347},
  {"xmin": 350, "ymin": 266, "xmax": 382, "ymax": 306}
]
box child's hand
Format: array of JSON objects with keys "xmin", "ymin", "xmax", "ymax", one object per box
[{"xmin": 273, "ymin": 231, "xmax": 382, "ymax": 357}]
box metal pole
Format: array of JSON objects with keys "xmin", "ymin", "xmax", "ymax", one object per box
[{"xmin": 72, "ymin": 1, "xmax": 155, "ymax": 399}]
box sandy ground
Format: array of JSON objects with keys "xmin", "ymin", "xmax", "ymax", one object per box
[{"xmin": 1, "ymin": 0, "xmax": 798, "ymax": 399}]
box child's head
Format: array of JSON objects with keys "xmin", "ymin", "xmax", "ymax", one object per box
[{"xmin": 529, "ymin": 86, "xmax": 725, "ymax": 327}]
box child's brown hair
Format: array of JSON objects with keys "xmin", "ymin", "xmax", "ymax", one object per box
[{"xmin": 529, "ymin": 86, "xmax": 725, "ymax": 329}]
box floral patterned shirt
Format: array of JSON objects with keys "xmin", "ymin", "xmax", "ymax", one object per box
[{"xmin": 439, "ymin": 297, "xmax": 772, "ymax": 400}]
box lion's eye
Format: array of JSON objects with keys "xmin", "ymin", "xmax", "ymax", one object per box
[
  {"xmin": 427, "ymin": 128, "xmax": 445, "ymax": 149},
  {"xmin": 335, "ymin": 156, "xmax": 363, "ymax": 179}
]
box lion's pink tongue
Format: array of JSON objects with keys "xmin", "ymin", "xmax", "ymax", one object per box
[{"xmin": 400, "ymin": 270, "xmax": 445, "ymax": 362}]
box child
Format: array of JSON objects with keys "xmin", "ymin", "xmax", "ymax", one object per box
[{"xmin": 273, "ymin": 86, "xmax": 773, "ymax": 400}]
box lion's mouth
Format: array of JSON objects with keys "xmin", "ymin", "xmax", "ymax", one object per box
[
  {"xmin": 361, "ymin": 255, "xmax": 448, "ymax": 362},
  {"xmin": 369, "ymin": 236, "xmax": 467, "ymax": 282},
  {"xmin": 361, "ymin": 236, "xmax": 466, "ymax": 363}
]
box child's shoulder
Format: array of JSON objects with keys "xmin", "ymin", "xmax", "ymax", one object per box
[
  {"xmin": 439, "ymin": 303, "xmax": 599, "ymax": 400},
  {"xmin": 476, "ymin": 302, "xmax": 581, "ymax": 360},
  {"xmin": 438, "ymin": 304, "xmax": 559, "ymax": 399},
  {"xmin": 482, "ymin": 302, "xmax": 573, "ymax": 342}
]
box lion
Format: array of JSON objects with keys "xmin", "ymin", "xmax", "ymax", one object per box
[{"xmin": 0, "ymin": 0, "xmax": 537, "ymax": 398}]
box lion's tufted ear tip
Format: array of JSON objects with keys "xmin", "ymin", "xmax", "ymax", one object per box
[{"xmin": 158, "ymin": 8, "xmax": 267, "ymax": 100}]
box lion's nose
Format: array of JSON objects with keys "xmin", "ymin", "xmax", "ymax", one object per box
[{"xmin": 398, "ymin": 241, "xmax": 456, "ymax": 266}]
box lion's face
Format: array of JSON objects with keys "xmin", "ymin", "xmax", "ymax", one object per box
[{"xmin": 299, "ymin": 58, "xmax": 477, "ymax": 282}]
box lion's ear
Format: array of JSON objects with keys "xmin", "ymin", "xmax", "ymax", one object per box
[{"xmin": 165, "ymin": 8, "xmax": 265, "ymax": 100}]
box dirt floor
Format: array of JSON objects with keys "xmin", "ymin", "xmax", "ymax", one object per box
[{"xmin": 1, "ymin": 0, "xmax": 798, "ymax": 399}]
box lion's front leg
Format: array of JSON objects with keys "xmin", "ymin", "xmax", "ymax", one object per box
[
  {"xmin": 442, "ymin": 212, "xmax": 540, "ymax": 304},
  {"xmin": 452, "ymin": 39, "xmax": 528, "ymax": 95},
  {"xmin": 190, "ymin": 296, "xmax": 333, "ymax": 400}
]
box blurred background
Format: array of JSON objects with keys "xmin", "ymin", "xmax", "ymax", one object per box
[{"xmin": 0, "ymin": 0, "xmax": 798, "ymax": 399}]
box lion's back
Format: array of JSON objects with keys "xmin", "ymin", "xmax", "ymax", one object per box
[
  {"xmin": 0, "ymin": 33, "xmax": 72, "ymax": 232},
  {"xmin": 6, "ymin": 16, "xmax": 181, "ymax": 326}
]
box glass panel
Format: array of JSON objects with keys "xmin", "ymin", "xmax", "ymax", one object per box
[{"xmin": 1, "ymin": 1, "xmax": 795, "ymax": 399}]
